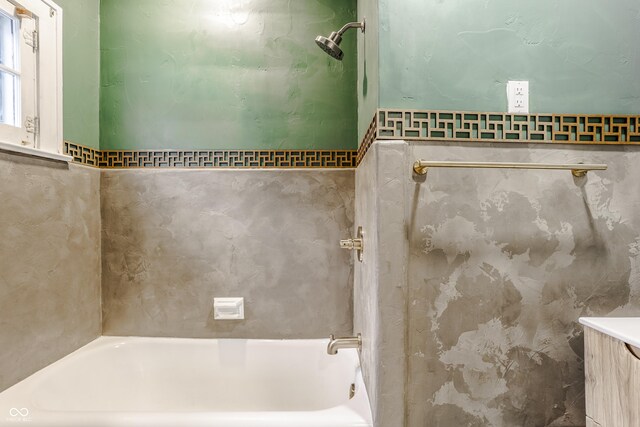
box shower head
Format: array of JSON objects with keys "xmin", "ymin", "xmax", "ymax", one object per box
[
  {"xmin": 315, "ymin": 33, "xmax": 344, "ymax": 60},
  {"xmin": 315, "ymin": 19, "xmax": 365, "ymax": 61}
]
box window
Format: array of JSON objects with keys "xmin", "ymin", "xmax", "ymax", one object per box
[
  {"xmin": 0, "ymin": 9, "xmax": 20, "ymax": 128},
  {"xmin": 0, "ymin": 0, "xmax": 65, "ymax": 161}
]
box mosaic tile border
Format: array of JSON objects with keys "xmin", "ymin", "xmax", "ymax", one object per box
[
  {"xmin": 377, "ymin": 109, "xmax": 640, "ymax": 144},
  {"xmin": 357, "ymin": 115, "xmax": 378, "ymax": 166},
  {"xmin": 356, "ymin": 109, "xmax": 640, "ymax": 166},
  {"xmin": 64, "ymin": 142, "xmax": 357, "ymax": 169},
  {"xmin": 64, "ymin": 142, "xmax": 101, "ymax": 167}
]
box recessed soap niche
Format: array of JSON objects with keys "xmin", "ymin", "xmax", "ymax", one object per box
[{"xmin": 213, "ymin": 298, "xmax": 245, "ymax": 320}]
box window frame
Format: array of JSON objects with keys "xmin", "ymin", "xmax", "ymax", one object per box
[{"xmin": 0, "ymin": 0, "xmax": 68, "ymax": 163}]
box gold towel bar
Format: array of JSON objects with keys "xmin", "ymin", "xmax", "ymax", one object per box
[{"xmin": 412, "ymin": 160, "xmax": 608, "ymax": 178}]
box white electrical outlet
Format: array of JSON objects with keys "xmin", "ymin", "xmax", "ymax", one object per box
[{"xmin": 507, "ymin": 81, "xmax": 529, "ymax": 114}]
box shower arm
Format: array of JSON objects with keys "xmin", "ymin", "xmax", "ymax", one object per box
[
  {"xmin": 336, "ymin": 20, "xmax": 366, "ymax": 37},
  {"xmin": 315, "ymin": 18, "xmax": 367, "ymax": 60}
]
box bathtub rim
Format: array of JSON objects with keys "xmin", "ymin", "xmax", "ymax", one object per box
[{"xmin": 0, "ymin": 335, "xmax": 373, "ymax": 426}]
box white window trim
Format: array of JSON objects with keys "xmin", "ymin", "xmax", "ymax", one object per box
[
  {"xmin": 0, "ymin": 139, "xmax": 69, "ymax": 161},
  {"xmin": 0, "ymin": 0, "xmax": 70, "ymax": 163}
]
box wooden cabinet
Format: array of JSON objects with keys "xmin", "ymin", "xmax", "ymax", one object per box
[{"xmin": 584, "ymin": 326, "xmax": 640, "ymax": 427}]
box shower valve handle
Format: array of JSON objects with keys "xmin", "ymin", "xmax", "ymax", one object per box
[
  {"xmin": 340, "ymin": 239, "xmax": 363, "ymax": 251},
  {"xmin": 340, "ymin": 227, "xmax": 364, "ymax": 262}
]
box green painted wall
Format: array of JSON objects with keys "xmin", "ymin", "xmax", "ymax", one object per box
[
  {"xmin": 377, "ymin": 0, "xmax": 640, "ymax": 115},
  {"xmin": 100, "ymin": 0, "xmax": 357, "ymax": 151},
  {"xmin": 57, "ymin": 0, "xmax": 100, "ymax": 149},
  {"xmin": 357, "ymin": 0, "xmax": 378, "ymax": 141}
]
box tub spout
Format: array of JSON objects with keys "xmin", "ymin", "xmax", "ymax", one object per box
[{"xmin": 327, "ymin": 334, "xmax": 362, "ymax": 355}]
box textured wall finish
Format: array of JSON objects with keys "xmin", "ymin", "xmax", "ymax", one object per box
[
  {"xmin": 100, "ymin": 0, "xmax": 357, "ymax": 151},
  {"xmin": 379, "ymin": 0, "xmax": 640, "ymax": 114},
  {"xmin": 0, "ymin": 153, "xmax": 102, "ymax": 392},
  {"xmin": 354, "ymin": 142, "xmax": 409, "ymax": 426},
  {"xmin": 357, "ymin": 0, "xmax": 379, "ymax": 142},
  {"xmin": 56, "ymin": 0, "xmax": 101, "ymax": 148},
  {"xmin": 354, "ymin": 141, "xmax": 640, "ymax": 426},
  {"xmin": 354, "ymin": 140, "xmax": 380, "ymax": 419},
  {"xmin": 405, "ymin": 143, "xmax": 640, "ymax": 426},
  {"xmin": 101, "ymin": 169, "xmax": 354, "ymax": 338}
]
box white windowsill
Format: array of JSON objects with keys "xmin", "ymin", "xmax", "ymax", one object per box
[{"xmin": 0, "ymin": 141, "xmax": 72, "ymax": 163}]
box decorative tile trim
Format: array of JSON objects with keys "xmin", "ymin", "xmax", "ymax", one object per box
[
  {"xmin": 376, "ymin": 109, "xmax": 640, "ymax": 144},
  {"xmin": 357, "ymin": 115, "xmax": 378, "ymax": 166},
  {"xmin": 356, "ymin": 109, "xmax": 640, "ymax": 167},
  {"xmin": 64, "ymin": 142, "xmax": 357, "ymax": 169},
  {"xmin": 64, "ymin": 141, "xmax": 101, "ymax": 167}
]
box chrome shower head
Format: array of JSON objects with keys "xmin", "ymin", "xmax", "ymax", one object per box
[
  {"xmin": 315, "ymin": 32, "xmax": 344, "ymax": 60},
  {"xmin": 315, "ymin": 19, "xmax": 365, "ymax": 61}
]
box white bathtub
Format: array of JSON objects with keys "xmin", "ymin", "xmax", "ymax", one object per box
[{"xmin": 0, "ymin": 337, "xmax": 372, "ymax": 427}]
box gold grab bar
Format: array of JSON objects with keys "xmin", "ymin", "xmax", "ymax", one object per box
[{"xmin": 413, "ymin": 160, "xmax": 608, "ymax": 178}]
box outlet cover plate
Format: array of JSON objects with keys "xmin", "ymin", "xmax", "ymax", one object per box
[{"xmin": 507, "ymin": 81, "xmax": 529, "ymax": 114}]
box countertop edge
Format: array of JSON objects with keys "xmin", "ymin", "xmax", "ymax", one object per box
[{"xmin": 579, "ymin": 317, "xmax": 640, "ymax": 349}]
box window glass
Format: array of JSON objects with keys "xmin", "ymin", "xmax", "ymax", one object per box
[
  {"xmin": 0, "ymin": 8, "xmax": 19, "ymax": 127},
  {"xmin": 0, "ymin": 70, "xmax": 18, "ymax": 125},
  {"xmin": 0, "ymin": 10, "xmax": 17, "ymax": 69}
]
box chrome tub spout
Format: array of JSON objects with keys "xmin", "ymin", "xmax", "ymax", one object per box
[{"xmin": 327, "ymin": 334, "xmax": 362, "ymax": 355}]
